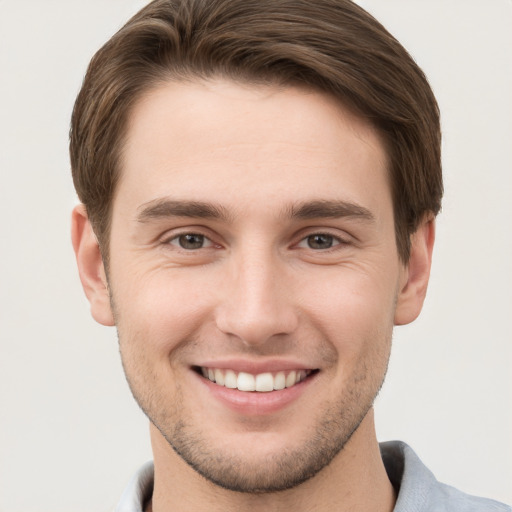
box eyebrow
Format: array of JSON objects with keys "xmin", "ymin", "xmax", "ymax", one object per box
[
  {"xmin": 136, "ymin": 198, "xmax": 374, "ymax": 224},
  {"xmin": 136, "ymin": 199, "xmax": 232, "ymax": 223},
  {"xmin": 287, "ymin": 200, "xmax": 375, "ymax": 222}
]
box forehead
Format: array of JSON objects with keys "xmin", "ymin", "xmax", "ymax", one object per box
[{"xmin": 117, "ymin": 79, "xmax": 390, "ymax": 219}]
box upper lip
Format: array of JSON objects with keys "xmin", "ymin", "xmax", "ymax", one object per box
[{"xmin": 193, "ymin": 359, "xmax": 317, "ymax": 374}]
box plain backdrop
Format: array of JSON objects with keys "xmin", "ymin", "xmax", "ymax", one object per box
[{"xmin": 0, "ymin": 1, "xmax": 511, "ymax": 510}]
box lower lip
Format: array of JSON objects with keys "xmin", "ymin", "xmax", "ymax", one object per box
[{"xmin": 196, "ymin": 371, "xmax": 317, "ymax": 416}]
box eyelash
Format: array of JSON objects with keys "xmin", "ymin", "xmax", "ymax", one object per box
[{"xmin": 163, "ymin": 230, "xmax": 349, "ymax": 252}]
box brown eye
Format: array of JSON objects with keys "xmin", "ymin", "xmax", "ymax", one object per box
[
  {"xmin": 306, "ymin": 234, "xmax": 335, "ymax": 249},
  {"xmin": 175, "ymin": 234, "xmax": 206, "ymax": 250}
]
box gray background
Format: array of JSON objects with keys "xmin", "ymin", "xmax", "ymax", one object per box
[{"xmin": 1, "ymin": 1, "xmax": 511, "ymax": 510}]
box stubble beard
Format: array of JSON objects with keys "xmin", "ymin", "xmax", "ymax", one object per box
[
  {"xmin": 163, "ymin": 385, "xmax": 380, "ymax": 494},
  {"xmin": 121, "ymin": 347, "xmax": 390, "ymax": 495}
]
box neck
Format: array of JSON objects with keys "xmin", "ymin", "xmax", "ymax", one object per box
[{"xmin": 147, "ymin": 409, "xmax": 395, "ymax": 512}]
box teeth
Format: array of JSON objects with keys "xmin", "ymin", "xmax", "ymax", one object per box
[
  {"xmin": 285, "ymin": 370, "xmax": 297, "ymax": 388},
  {"xmin": 200, "ymin": 367, "xmax": 311, "ymax": 392},
  {"xmin": 273, "ymin": 371, "xmax": 286, "ymax": 390},
  {"xmin": 237, "ymin": 372, "xmax": 255, "ymax": 391},
  {"xmin": 225, "ymin": 369, "xmax": 237, "ymax": 389},
  {"xmin": 214, "ymin": 369, "xmax": 225, "ymax": 386},
  {"xmin": 255, "ymin": 372, "xmax": 274, "ymax": 392}
]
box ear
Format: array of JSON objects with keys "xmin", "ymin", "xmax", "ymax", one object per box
[
  {"xmin": 71, "ymin": 204, "xmax": 115, "ymax": 326},
  {"xmin": 394, "ymin": 216, "xmax": 436, "ymax": 326}
]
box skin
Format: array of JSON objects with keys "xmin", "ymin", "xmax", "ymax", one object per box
[{"xmin": 72, "ymin": 79, "xmax": 435, "ymax": 512}]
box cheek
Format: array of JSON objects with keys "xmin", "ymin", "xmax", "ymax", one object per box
[
  {"xmin": 300, "ymin": 264, "xmax": 398, "ymax": 326},
  {"xmin": 113, "ymin": 268, "xmax": 215, "ymax": 358},
  {"xmin": 297, "ymin": 267, "xmax": 397, "ymax": 363}
]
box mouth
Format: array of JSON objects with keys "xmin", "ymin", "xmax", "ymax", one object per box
[{"xmin": 194, "ymin": 366, "xmax": 318, "ymax": 392}]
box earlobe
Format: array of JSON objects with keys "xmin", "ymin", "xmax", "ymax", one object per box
[
  {"xmin": 394, "ymin": 216, "xmax": 436, "ymax": 326},
  {"xmin": 71, "ymin": 204, "xmax": 115, "ymax": 326}
]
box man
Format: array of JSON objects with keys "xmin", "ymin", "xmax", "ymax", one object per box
[{"xmin": 70, "ymin": 1, "xmax": 510, "ymax": 511}]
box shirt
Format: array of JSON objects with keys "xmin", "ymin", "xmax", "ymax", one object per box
[{"xmin": 113, "ymin": 441, "xmax": 511, "ymax": 511}]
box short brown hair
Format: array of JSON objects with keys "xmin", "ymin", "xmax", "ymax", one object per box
[{"xmin": 70, "ymin": 0, "xmax": 442, "ymax": 263}]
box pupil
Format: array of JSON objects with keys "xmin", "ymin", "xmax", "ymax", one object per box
[
  {"xmin": 179, "ymin": 234, "xmax": 204, "ymax": 249},
  {"xmin": 308, "ymin": 234, "xmax": 333, "ymax": 249}
]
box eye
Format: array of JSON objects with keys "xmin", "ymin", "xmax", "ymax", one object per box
[
  {"xmin": 297, "ymin": 233, "xmax": 341, "ymax": 250},
  {"xmin": 168, "ymin": 233, "xmax": 213, "ymax": 250}
]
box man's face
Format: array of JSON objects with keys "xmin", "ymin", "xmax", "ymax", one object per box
[{"xmin": 103, "ymin": 79, "xmax": 410, "ymax": 491}]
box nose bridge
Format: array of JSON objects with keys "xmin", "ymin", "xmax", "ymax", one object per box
[{"xmin": 215, "ymin": 243, "xmax": 297, "ymax": 345}]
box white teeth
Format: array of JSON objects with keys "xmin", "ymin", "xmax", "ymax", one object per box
[
  {"xmin": 285, "ymin": 370, "xmax": 297, "ymax": 388},
  {"xmin": 255, "ymin": 372, "xmax": 274, "ymax": 392},
  {"xmin": 224, "ymin": 369, "xmax": 237, "ymax": 389},
  {"xmin": 214, "ymin": 369, "xmax": 225, "ymax": 386},
  {"xmin": 273, "ymin": 371, "xmax": 286, "ymax": 390},
  {"xmin": 200, "ymin": 367, "xmax": 311, "ymax": 392},
  {"xmin": 237, "ymin": 372, "xmax": 255, "ymax": 391}
]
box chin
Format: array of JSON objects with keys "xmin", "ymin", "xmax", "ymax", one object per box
[{"xmin": 154, "ymin": 397, "xmax": 372, "ymax": 494}]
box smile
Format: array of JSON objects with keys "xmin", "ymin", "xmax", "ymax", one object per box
[{"xmin": 199, "ymin": 367, "xmax": 314, "ymax": 392}]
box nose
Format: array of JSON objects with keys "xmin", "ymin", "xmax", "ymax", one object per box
[{"xmin": 214, "ymin": 249, "xmax": 298, "ymax": 347}]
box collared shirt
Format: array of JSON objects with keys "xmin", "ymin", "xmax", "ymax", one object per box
[{"xmin": 113, "ymin": 441, "xmax": 511, "ymax": 512}]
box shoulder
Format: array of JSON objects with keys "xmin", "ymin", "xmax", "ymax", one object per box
[
  {"xmin": 432, "ymin": 481, "xmax": 511, "ymax": 512},
  {"xmin": 380, "ymin": 441, "xmax": 511, "ymax": 512}
]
